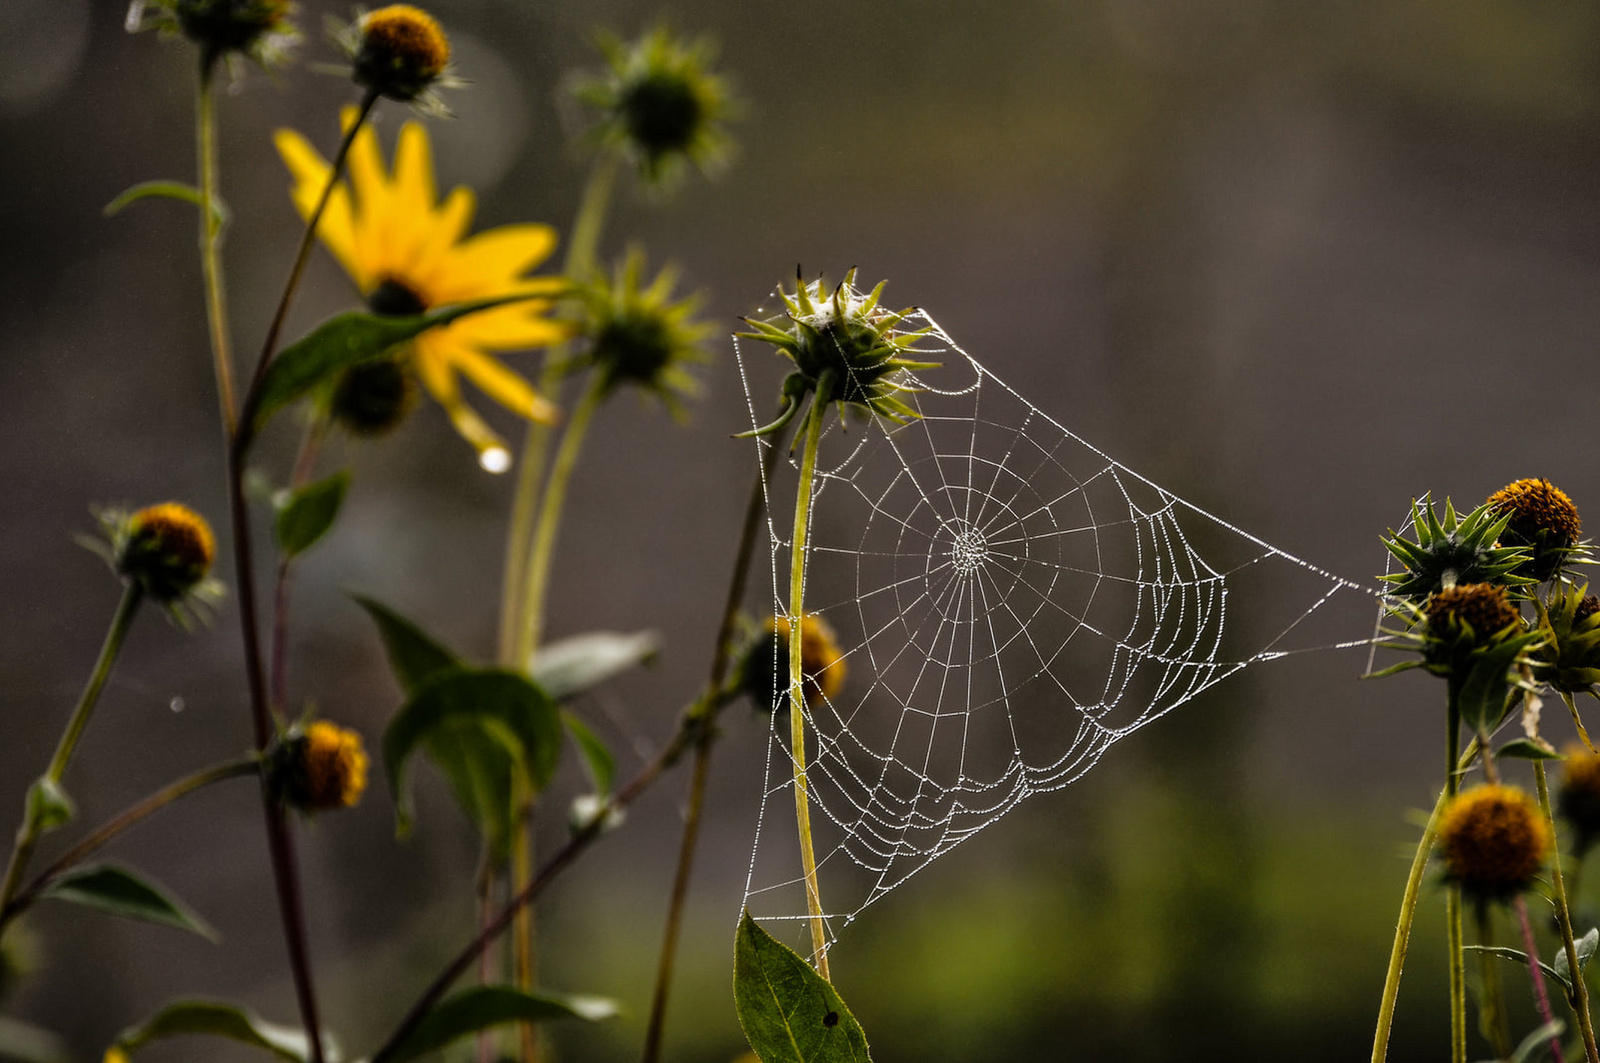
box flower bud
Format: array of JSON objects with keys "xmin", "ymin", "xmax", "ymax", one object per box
[
  {"xmin": 269, "ymin": 720, "xmax": 369, "ymax": 813},
  {"xmin": 352, "ymin": 4, "xmax": 449, "ymax": 102},
  {"xmin": 331, "ymin": 357, "xmax": 417, "ymax": 436},
  {"xmin": 116, "ymin": 503, "xmax": 216, "ymax": 602}
]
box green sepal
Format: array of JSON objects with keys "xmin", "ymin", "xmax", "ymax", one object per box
[
  {"xmin": 532, "ymin": 630, "xmax": 660, "ymax": 701},
  {"xmin": 23, "ymin": 777, "xmax": 74, "ymax": 834},
  {"xmin": 1495, "ymin": 737, "xmax": 1562, "ymax": 761},
  {"xmin": 1365, "ymin": 659, "xmax": 1424, "ymax": 679},
  {"xmin": 734, "ymin": 911, "xmax": 871, "ymax": 1063},
  {"xmin": 561, "ymin": 710, "xmax": 615, "ymax": 795},
  {"xmin": 38, "ymin": 864, "xmax": 216, "ymax": 941},
  {"xmin": 383, "ymin": 669, "xmax": 562, "ymax": 837},
  {"xmin": 352, "ymin": 594, "xmax": 459, "ymax": 693},
  {"xmin": 250, "ymin": 295, "xmax": 549, "ymax": 437},
  {"xmin": 104, "ymin": 180, "xmax": 228, "ymax": 234},
  {"xmin": 383, "ymin": 985, "xmax": 618, "ymax": 1063},
  {"xmin": 109, "ymin": 1000, "xmax": 335, "ymax": 1062},
  {"xmin": 274, "ymin": 471, "xmax": 350, "ymax": 559}
]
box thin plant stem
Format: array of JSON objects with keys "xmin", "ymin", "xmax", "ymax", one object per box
[
  {"xmin": 1, "ymin": 758, "xmax": 259, "ymax": 930},
  {"xmin": 1447, "ymin": 683, "xmax": 1466, "ymax": 1063},
  {"xmin": 226, "ymin": 96, "xmax": 380, "ymax": 1063},
  {"xmin": 1372, "ymin": 787, "xmax": 1447, "ymax": 1063},
  {"xmin": 1516, "ymin": 895, "xmax": 1568, "ymax": 1063},
  {"xmin": 196, "ymin": 62, "xmax": 238, "ymax": 437},
  {"xmin": 1537, "ymin": 759, "xmax": 1600, "ymax": 1063},
  {"xmin": 1477, "ymin": 902, "xmax": 1513, "ymax": 1059},
  {"xmin": 0, "ymin": 583, "xmax": 143, "ymax": 915},
  {"xmin": 788, "ymin": 381, "xmax": 833, "ymax": 980},
  {"xmin": 497, "ymin": 149, "xmax": 620, "ymax": 666},
  {"xmin": 642, "ymin": 428, "xmax": 789, "ymax": 1063}
]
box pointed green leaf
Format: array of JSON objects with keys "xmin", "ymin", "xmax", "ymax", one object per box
[
  {"xmin": 383, "ymin": 669, "xmax": 562, "ymax": 835},
  {"xmin": 422, "ymin": 721, "xmax": 518, "ymax": 859},
  {"xmin": 24, "ymin": 777, "xmax": 73, "ymax": 834},
  {"xmin": 385, "ymin": 986, "xmax": 617, "ymax": 1063},
  {"xmin": 532, "ymin": 630, "xmax": 660, "ymax": 701},
  {"xmin": 104, "ymin": 180, "xmax": 228, "ymax": 233},
  {"xmin": 1496, "ymin": 737, "xmax": 1563, "ymax": 761},
  {"xmin": 39, "ymin": 864, "xmax": 216, "ymax": 941},
  {"xmin": 1464, "ymin": 943, "xmax": 1568, "ymax": 991},
  {"xmin": 734, "ymin": 911, "xmax": 871, "ymax": 1063},
  {"xmin": 274, "ymin": 471, "xmax": 350, "ymax": 559},
  {"xmin": 352, "ymin": 594, "xmax": 459, "ymax": 693},
  {"xmin": 0, "ymin": 1017, "xmax": 65, "ymax": 1063},
  {"xmin": 561, "ymin": 710, "xmax": 614, "ymax": 795},
  {"xmin": 250, "ymin": 295, "xmax": 547, "ymax": 436},
  {"xmin": 110, "ymin": 1000, "xmax": 332, "ymax": 1062},
  {"xmin": 1458, "ymin": 638, "xmax": 1524, "ymax": 731},
  {"xmin": 1552, "ymin": 928, "xmax": 1599, "ymax": 987}
]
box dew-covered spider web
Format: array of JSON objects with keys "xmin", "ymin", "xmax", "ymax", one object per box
[{"xmin": 736, "ymin": 301, "xmax": 1379, "ymax": 959}]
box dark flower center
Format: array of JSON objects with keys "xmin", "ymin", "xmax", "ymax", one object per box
[
  {"xmin": 368, "ymin": 277, "xmax": 428, "ymax": 317},
  {"xmin": 621, "ymin": 73, "xmax": 702, "ymax": 157}
]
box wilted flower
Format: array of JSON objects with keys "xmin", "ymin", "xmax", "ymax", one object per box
[{"xmin": 1439, "ymin": 784, "xmax": 1551, "ymax": 902}]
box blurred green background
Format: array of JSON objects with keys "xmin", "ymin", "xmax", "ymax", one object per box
[{"xmin": 2, "ymin": 0, "xmax": 1599, "ymax": 1059}]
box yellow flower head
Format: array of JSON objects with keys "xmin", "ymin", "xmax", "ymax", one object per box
[
  {"xmin": 352, "ymin": 4, "xmax": 450, "ymax": 103},
  {"xmin": 741, "ymin": 613, "xmax": 847, "ymax": 712},
  {"xmin": 118, "ymin": 503, "xmax": 216, "ymax": 602},
  {"xmin": 1439, "ymin": 784, "xmax": 1551, "ymax": 902},
  {"xmin": 275, "ymin": 109, "xmax": 567, "ymax": 470},
  {"xmin": 278, "ymin": 720, "xmax": 369, "ymax": 812},
  {"xmin": 1487, "ymin": 477, "xmax": 1583, "ymax": 581},
  {"xmin": 1560, "ymin": 745, "xmax": 1600, "ymax": 854}
]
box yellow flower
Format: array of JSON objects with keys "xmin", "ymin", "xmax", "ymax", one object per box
[
  {"xmin": 118, "ymin": 503, "xmax": 216, "ymax": 602},
  {"xmin": 274, "ymin": 720, "xmax": 369, "ymax": 812},
  {"xmin": 275, "ymin": 109, "xmax": 567, "ymax": 470}
]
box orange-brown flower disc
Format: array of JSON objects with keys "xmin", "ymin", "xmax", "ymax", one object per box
[
  {"xmin": 119, "ymin": 503, "xmax": 216, "ymax": 601},
  {"xmin": 1424, "ymin": 583, "xmax": 1520, "ymax": 642},
  {"xmin": 1440, "ymin": 784, "xmax": 1550, "ymax": 900},
  {"xmin": 298, "ymin": 721, "xmax": 370, "ymax": 811},
  {"xmin": 356, "ymin": 4, "xmax": 449, "ymax": 99}
]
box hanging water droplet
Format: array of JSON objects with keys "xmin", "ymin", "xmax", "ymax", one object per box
[
  {"xmin": 479, "ymin": 446, "xmax": 511, "ymax": 474},
  {"xmin": 169, "ymin": 696, "xmax": 185, "ymax": 714}
]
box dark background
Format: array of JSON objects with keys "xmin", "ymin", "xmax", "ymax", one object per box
[{"xmin": 2, "ymin": 0, "xmax": 1599, "ymax": 1059}]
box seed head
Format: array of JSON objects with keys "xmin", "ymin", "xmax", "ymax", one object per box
[
  {"xmin": 1425, "ymin": 583, "xmax": 1521, "ymax": 645},
  {"xmin": 740, "ymin": 613, "xmax": 847, "ymax": 713},
  {"xmin": 1487, "ymin": 478, "xmax": 1582, "ymax": 581},
  {"xmin": 271, "ymin": 720, "xmax": 369, "ymax": 813},
  {"xmin": 1439, "ymin": 784, "xmax": 1551, "ymax": 902},
  {"xmin": 352, "ymin": 4, "xmax": 450, "ymax": 103},
  {"xmin": 127, "ymin": 0, "xmax": 299, "ymax": 69},
  {"xmin": 117, "ymin": 503, "xmax": 216, "ymax": 602},
  {"xmin": 577, "ymin": 248, "xmax": 712, "ymax": 410},
  {"xmin": 331, "ymin": 357, "xmax": 417, "ymax": 436}
]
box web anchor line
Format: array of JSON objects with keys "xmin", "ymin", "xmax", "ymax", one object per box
[{"xmin": 736, "ymin": 297, "xmax": 1380, "ymax": 959}]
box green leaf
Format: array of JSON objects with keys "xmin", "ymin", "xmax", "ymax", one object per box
[
  {"xmin": 1457, "ymin": 638, "xmax": 1526, "ymax": 731},
  {"xmin": 561, "ymin": 710, "xmax": 614, "ymax": 795},
  {"xmin": 274, "ymin": 471, "xmax": 350, "ymax": 559},
  {"xmin": 422, "ymin": 721, "xmax": 518, "ymax": 859},
  {"xmin": 352, "ymin": 594, "xmax": 460, "ymax": 693},
  {"xmin": 0, "ymin": 1017, "xmax": 65, "ymax": 1063},
  {"xmin": 1508, "ymin": 1019, "xmax": 1565, "ymax": 1063},
  {"xmin": 734, "ymin": 911, "xmax": 871, "ymax": 1063},
  {"xmin": 1496, "ymin": 737, "xmax": 1563, "ymax": 761},
  {"xmin": 24, "ymin": 777, "xmax": 73, "ymax": 834},
  {"xmin": 1553, "ymin": 928, "xmax": 1599, "ymax": 987},
  {"xmin": 385, "ymin": 986, "xmax": 617, "ymax": 1063},
  {"xmin": 532, "ymin": 630, "xmax": 660, "ymax": 701},
  {"xmin": 110, "ymin": 1000, "xmax": 332, "ymax": 1062},
  {"xmin": 104, "ymin": 180, "xmax": 228, "ymax": 233},
  {"xmin": 1464, "ymin": 943, "xmax": 1567, "ymax": 991},
  {"xmin": 384, "ymin": 669, "xmax": 562, "ymax": 836},
  {"xmin": 39, "ymin": 864, "xmax": 216, "ymax": 941},
  {"xmin": 250, "ymin": 296, "xmax": 545, "ymax": 436}
]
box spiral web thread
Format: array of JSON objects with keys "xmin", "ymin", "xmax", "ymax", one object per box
[{"xmin": 736, "ymin": 300, "xmax": 1377, "ymax": 960}]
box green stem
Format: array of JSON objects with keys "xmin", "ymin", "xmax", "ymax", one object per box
[
  {"xmin": 1537, "ymin": 760, "xmax": 1600, "ymax": 1063},
  {"xmin": 1447, "ymin": 683, "xmax": 1466, "ymax": 1063},
  {"xmin": 642, "ymin": 427, "xmax": 789, "ymax": 1063},
  {"xmin": 1, "ymin": 758, "xmax": 258, "ymax": 931},
  {"xmin": 789, "ymin": 380, "xmax": 833, "ymax": 980},
  {"xmin": 1477, "ymin": 902, "xmax": 1512, "ymax": 1059},
  {"xmin": 0, "ymin": 583, "xmax": 143, "ymax": 916},
  {"xmin": 196, "ymin": 63, "xmax": 238, "ymax": 438},
  {"xmin": 497, "ymin": 149, "xmax": 620, "ymax": 666},
  {"xmin": 1372, "ymin": 787, "xmax": 1447, "ymax": 1063},
  {"xmin": 514, "ymin": 373, "xmax": 606, "ymax": 667}
]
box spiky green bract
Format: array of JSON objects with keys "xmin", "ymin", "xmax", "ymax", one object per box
[
  {"xmin": 126, "ymin": 0, "xmax": 299, "ymax": 71},
  {"xmin": 737, "ymin": 269, "xmax": 938, "ymax": 437},
  {"xmin": 573, "ymin": 27, "xmax": 734, "ymax": 188},
  {"xmin": 575, "ymin": 248, "xmax": 713, "ymax": 414},
  {"xmin": 1380, "ymin": 495, "xmax": 1535, "ymax": 602},
  {"xmin": 1538, "ymin": 586, "xmax": 1600, "ymax": 696}
]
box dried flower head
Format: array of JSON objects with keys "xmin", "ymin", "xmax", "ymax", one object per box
[
  {"xmin": 737, "ymin": 269, "xmax": 938, "ymax": 438},
  {"xmin": 1380, "ymin": 495, "xmax": 1533, "ymax": 603},
  {"xmin": 576, "ymin": 248, "xmax": 713, "ymax": 411},
  {"xmin": 1439, "ymin": 784, "xmax": 1551, "ymax": 902},
  {"xmin": 331, "ymin": 356, "xmax": 417, "ymax": 436},
  {"xmin": 1487, "ymin": 478, "xmax": 1583, "ymax": 582},
  {"xmin": 338, "ymin": 4, "xmax": 454, "ymax": 108},
  {"xmin": 271, "ymin": 720, "xmax": 370, "ymax": 813},
  {"xmin": 1425, "ymin": 583, "xmax": 1522, "ymax": 647},
  {"xmin": 740, "ymin": 613, "xmax": 847, "ymax": 713},
  {"xmin": 115, "ymin": 503, "xmax": 216, "ymax": 602},
  {"xmin": 1560, "ymin": 745, "xmax": 1600, "ymax": 856},
  {"xmin": 574, "ymin": 26, "xmax": 735, "ymax": 187},
  {"xmin": 127, "ymin": 0, "xmax": 299, "ymax": 70}
]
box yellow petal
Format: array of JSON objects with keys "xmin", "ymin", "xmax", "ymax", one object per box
[
  {"xmin": 412, "ymin": 186, "xmax": 476, "ymax": 268},
  {"xmin": 413, "ymin": 338, "xmax": 514, "ymax": 468},
  {"xmin": 393, "ymin": 122, "xmax": 437, "ymax": 216},
  {"xmin": 439, "ymin": 337, "xmax": 559, "ymax": 423},
  {"xmin": 274, "ymin": 129, "xmax": 366, "ymax": 289},
  {"xmin": 427, "ymin": 225, "xmax": 558, "ymax": 302},
  {"xmin": 449, "ymin": 302, "xmax": 571, "ymax": 349}
]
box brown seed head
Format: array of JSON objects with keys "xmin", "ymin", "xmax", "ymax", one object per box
[
  {"xmin": 355, "ymin": 5, "xmax": 449, "ymax": 101},
  {"xmin": 120, "ymin": 503, "xmax": 216, "ymax": 601},
  {"xmin": 1488, "ymin": 478, "xmax": 1581, "ymax": 580},
  {"xmin": 1440, "ymin": 784, "xmax": 1551, "ymax": 901},
  {"xmin": 744, "ymin": 613, "xmax": 847, "ymax": 712},
  {"xmin": 1425, "ymin": 583, "xmax": 1520, "ymax": 643},
  {"xmin": 296, "ymin": 721, "xmax": 369, "ymax": 811}
]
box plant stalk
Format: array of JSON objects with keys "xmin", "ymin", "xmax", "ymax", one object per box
[
  {"xmin": 196, "ymin": 62, "xmax": 238, "ymax": 437},
  {"xmin": 1515, "ymin": 894, "xmax": 1567, "ymax": 1063},
  {"xmin": 1371, "ymin": 787, "xmax": 1447, "ymax": 1063},
  {"xmin": 788, "ymin": 381, "xmax": 833, "ymax": 980},
  {"xmin": 1477, "ymin": 902, "xmax": 1513, "ymax": 1058},
  {"xmin": 1447, "ymin": 682, "xmax": 1465, "ymax": 1063},
  {"xmin": 1537, "ymin": 759, "xmax": 1600, "ymax": 1062}
]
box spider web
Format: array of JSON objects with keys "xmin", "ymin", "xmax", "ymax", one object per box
[{"xmin": 736, "ymin": 302, "xmax": 1377, "ymax": 958}]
